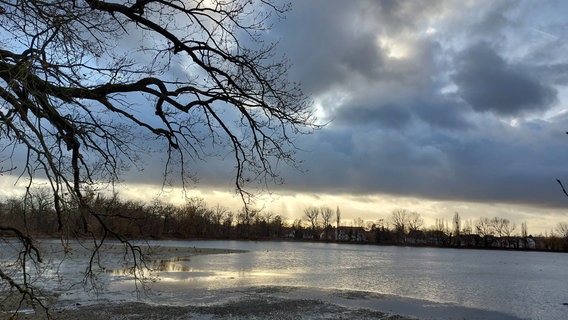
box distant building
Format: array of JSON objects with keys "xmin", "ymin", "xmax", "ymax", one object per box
[{"xmin": 336, "ymin": 227, "xmax": 367, "ymax": 242}]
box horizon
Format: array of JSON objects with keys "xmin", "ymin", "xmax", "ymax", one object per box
[{"xmin": 0, "ymin": 177, "xmax": 563, "ymax": 236}]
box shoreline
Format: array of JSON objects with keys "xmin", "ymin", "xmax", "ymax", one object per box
[
  {"xmin": 4, "ymin": 285, "xmax": 525, "ymax": 320},
  {"xmin": 2, "ymin": 235, "xmax": 562, "ymax": 254}
]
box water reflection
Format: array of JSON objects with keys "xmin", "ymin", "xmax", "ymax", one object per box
[
  {"xmin": 106, "ymin": 257, "xmax": 193, "ymax": 277},
  {"xmin": 105, "ymin": 255, "xmax": 291, "ymax": 285},
  {"xmin": 152, "ymin": 258, "xmax": 192, "ymax": 272}
]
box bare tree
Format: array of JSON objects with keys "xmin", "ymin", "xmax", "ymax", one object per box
[
  {"xmin": 521, "ymin": 221, "xmax": 528, "ymax": 249},
  {"xmin": 336, "ymin": 206, "xmax": 341, "ymax": 227},
  {"xmin": 304, "ymin": 206, "xmax": 319, "ymax": 236},
  {"xmin": 491, "ymin": 217, "xmax": 515, "ymax": 238},
  {"xmin": 390, "ymin": 209, "xmax": 410, "ymax": 243},
  {"xmin": 501, "ymin": 219, "xmax": 517, "ymax": 238},
  {"xmin": 556, "ymin": 222, "xmax": 568, "ymax": 249},
  {"xmin": 320, "ymin": 206, "xmax": 333, "ymax": 228},
  {"xmin": 390, "ymin": 209, "xmax": 408, "ymax": 233},
  {"xmin": 353, "ymin": 217, "xmax": 364, "ymax": 228},
  {"xmin": 462, "ymin": 218, "xmax": 473, "ymax": 235},
  {"xmin": 433, "ymin": 218, "xmax": 449, "ymax": 235},
  {"xmin": 335, "ymin": 206, "xmax": 341, "ymax": 240},
  {"xmin": 320, "ymin": 206, "xmax": 333, "ymax": 239},
  {"xmin": 453, "ymin": 212, "xmax": 461, "ymax": 246},
  {"xmin": 407, "ymin": 211, "xmax": 424, "ymax": 233},
  {"xmin": 475, "ymin": 217, "xmax": 494, "ymax": 247},
  {"xmin": 475, "ymin": 217, "xmax": 494, "ymax": 237},
  {"xmin": 211, "ymin": 204, "xmax": 229, "ymax": 236},
  {"xmin": 0, "ymin": 0, "xmax": 315, "ymax": 315},
  {"xmin": 559, "ymin": 223, "xmax": 568, "ymax": 236},
  {"xmin": 431, "ymin": 218, "xmax": 450, "ymax": 245}
]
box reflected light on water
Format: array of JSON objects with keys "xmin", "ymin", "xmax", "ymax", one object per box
[
  {"xmin": 157, "ymin": 270, "xmax": 289, "ymax": 283},
  {"xmin": 106, "ymin": 257, "xmax": 192, "ymax": 277},
  {"xmin": 150, "ymin": 258, "xmax": 192, "ymax": 273},
  {"xmin": 105, "ymin": 256, "xmax": 291, "ymax": 284}
]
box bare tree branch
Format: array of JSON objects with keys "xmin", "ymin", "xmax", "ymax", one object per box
[
  {"xmin": 556, "ymin": 179, "xmax": 568, "ymax": 198},
  {"xmin": 0, "ymin": 0, "xmax": 316, "ymax": 315}
]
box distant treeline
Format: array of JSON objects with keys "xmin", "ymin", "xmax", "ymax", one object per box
[
  {"xmin": 0, "ymin": 191, "xmax": 286, "ymax": 240},
  {"xmin": 1, "ymin": 190, "xmax": 568, "ymax": 252}
]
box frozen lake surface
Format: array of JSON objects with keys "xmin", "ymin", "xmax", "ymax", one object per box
[{"xmin": 3, "ymin": 239, "xmax": 568, "ymax": 319}]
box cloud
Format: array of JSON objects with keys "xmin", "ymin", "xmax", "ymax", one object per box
[
  {"xmin": 243, "ymin": 1, "xmax": 568, "ymax": 212},
  {"xmin": 26, "ymin": 0, "xmax": 565, "ymax": 227},
  {"xmin": 335, "ymin": 103, "xmax": 412, "ymax": 129},
  {"xmin": 289, "ymin": 126, "xmax": 566, "ymax": 208},
  {"xmin": 452, "ymin": 42, "xmax": 557, "ymax": 115},
  {"xmin": 273, "ymin": 1, "xmax": 453, "ymax": 96},
  {"xmin": 410, "ymin": 94, "xmax": 473, "ymax": 130},
  {"xmin": 272, "ymin": 1, "xmax": 387, "ymax": 96}
]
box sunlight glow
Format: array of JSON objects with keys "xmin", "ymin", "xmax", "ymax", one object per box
[
  {"xmin": 378, "ymin": 36, "xmax": 411, "ymax": 59},
  {"xmin": 425, "ymin": 27, "xmax": 437, "ymax": 35},
  {"xmin": 312, "ymin": 90, "xmax": 351, "ymax": 122},
  {"xmin": 0, "ymin": 175, "xmax": 564, "ymax": 235}
]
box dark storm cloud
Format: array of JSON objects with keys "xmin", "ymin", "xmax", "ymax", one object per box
[
  {"xmin": 284, "ymin": 112, "xmax": 568, "ymax": 207},
  {"xmin": 253, "ymin": 0, "xmax": 568, "ymax": 208},
  {"xmin": 334, "ymin": 102, "xmax": 411, "ymax": 129},
  {"xmin": 333, "ymin": 94, "xmax": 471, "ymax": 131},
  {"xmin": 440, "ymin": 119, "xmax": 568, "ymax": 205},
  {"xmin": 452, "ymin": 42, "xmax": 557, "ymax": 116},
  {"xmin": 273, "ymin": 0, "xmax": 449, "ymax": 96},
  {"xmin": 103, "ymin": 0, "xmax": 568, "ymax": 211},
  {"xmin": 271, "ymin": 1, "xmax": 386, "ymax": 95},
  {"xmin": 411, "ymin": 95, "xmax": 473, "ymax": 130}
]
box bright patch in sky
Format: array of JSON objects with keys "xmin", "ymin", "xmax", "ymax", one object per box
[{"xmin": 379, "ymin": 37, "xmax": 410, "ymax": 59}]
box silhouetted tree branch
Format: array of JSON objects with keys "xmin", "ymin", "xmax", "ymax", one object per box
[
  {"xmin": 556, "ymin": 179, "xmax": 568, "ymax": 198},
  {"xmin": 0, "ymin": 0, "xmax": 315, "ymax": 315}
]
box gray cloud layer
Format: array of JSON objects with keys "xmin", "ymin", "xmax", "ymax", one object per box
[
  {"xmin": 260, "ymin": 0, "xmax": 568, "ymax": 208},
  {"xmin": 108, "ymin": 0, "xmax": 568, "ymax": 211},
  {"xmin": 453, "ymin": 42, "xmax": 557, "ymax": 115}
]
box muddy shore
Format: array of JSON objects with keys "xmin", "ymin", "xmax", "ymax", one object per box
[{"xmin": 14, "ymin": 294, "xmax": 415, "ymax": 320}]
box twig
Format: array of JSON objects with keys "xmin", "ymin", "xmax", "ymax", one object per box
[{"xmin": 556, "ymin": 179, "xmax": 568, "ymax": 198}]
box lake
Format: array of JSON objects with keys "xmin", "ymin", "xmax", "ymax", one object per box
[{"xmin": 4, "ymin": 239, "xmax": 568, "ymax": 319}]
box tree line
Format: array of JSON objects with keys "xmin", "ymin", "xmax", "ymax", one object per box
[
  {"xmin": 0, "ymin": 190, "xmax": 286, "ymax": 240},
  {"xmin": 300, "ymin": 207, "xmax": 568, "ymax": 252},
  {"xmin": 2, "ymin": 191, "xmax": 568, "ymax": 251}
]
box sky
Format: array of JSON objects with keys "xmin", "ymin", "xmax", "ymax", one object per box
[
  {"xmin": 256, "ymin": 0, "xmax": 568, "ymax": 231},
  {"xmin": 134, "ymin": 0, "xmax": 568, "ymax": 234},
  {"xmin": 3, "ymin": 0, "xmax": 568, "ymax": 234}
]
